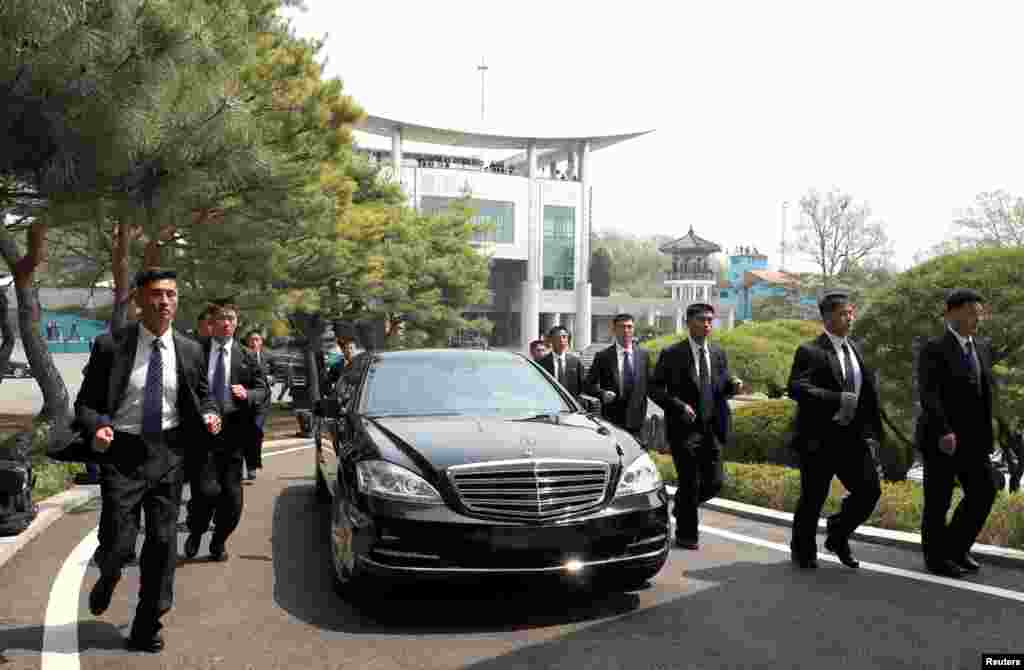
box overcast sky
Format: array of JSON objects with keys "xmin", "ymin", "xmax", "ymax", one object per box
[{"xmin": 283, "ymin": 0, "xmax": 1024, "ymax": 271}]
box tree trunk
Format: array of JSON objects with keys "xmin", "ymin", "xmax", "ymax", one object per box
[
  {"xmin": 290, "ymin": 311, "xmax": 324, "ymax": 403},
  {"xmin": 0, "ymin": 221, "xmax": 72, "ymax": 428},
  {"xmin": 0, "ymin": 288, "xmax": 14, "ymax": 385},
  {"xmin": 110, "ymin": 220, "xmax": 138, "ymax": 331}
]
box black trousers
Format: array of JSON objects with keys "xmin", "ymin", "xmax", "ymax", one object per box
[
  {"xmin": 244, "ymin": 414, "xmax": 265, "ymax": 472},
  {"xmin": 669, "ymin": 423, "xmax": 723, "ymax": 541},
  {"xmin": 98, "ymin": 431, "xmax": 185, "ymax": 637},
  {"xmin": 791, "ymin": 433, "xmax": 881, "ymax": 559},
  {"xmin": 921, "ymin": 448, "xmax": 997, "ymax": 564},
  {"xmin": 188, "ymin": 423, "xmax": 245, "ymax": 547}
]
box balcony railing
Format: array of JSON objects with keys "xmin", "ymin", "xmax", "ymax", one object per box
[{"xmin": 665, "ymin": 271, "xmax": 715, "ymax": 281}]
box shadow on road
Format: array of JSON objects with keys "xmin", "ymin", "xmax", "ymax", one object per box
[
  {"xmin": 0, "ymin": 621, "xmax": 128, "ymax": 656},
  {"xmin": 270, "ymin": 483, "xmax": 643, "ymax": 635}
]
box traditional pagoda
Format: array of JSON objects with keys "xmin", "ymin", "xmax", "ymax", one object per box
[{"xmin": 658, "ymin": 226, "xmax": 722, "ymax": 304}]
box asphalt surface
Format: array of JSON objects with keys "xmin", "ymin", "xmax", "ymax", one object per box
[{"xmin": 1, "ymin": 443, "xmax": 1022, "ymax": 670}]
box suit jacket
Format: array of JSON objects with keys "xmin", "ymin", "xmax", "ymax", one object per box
[
  {"xmin": 539, "ymin": 351, "xmax": 585, "ymax": 398},
  {"xmin": 648, "ymin": 339, "xmax": 736, "ymax": 446},
  {"xmin": 72, "ymin": 324, "xmax": 217, "ymax": 470},
  {"xmin": 787, "ymin": 333, "xmax": 883, "ymax": 452},
  {"xmin": 584, "ymin": 343, "xmax": 649, "ymax": 432},
  {"xmin": 915, "ymin": 329, "xmax": 994, "ymax": 456},
  {"xmin": 245, "ymin": 347, "xmax": 273, "ymax": 416},
  {"xmin": 202, "ymin": 338, "xmax": 270, "ymax": 422}
]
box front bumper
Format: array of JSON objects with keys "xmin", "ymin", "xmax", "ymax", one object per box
[{"xmin": 342, "ymin": 487, "xmax": 671, "ymax": 580}]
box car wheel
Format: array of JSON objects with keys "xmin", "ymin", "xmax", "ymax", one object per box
[{"xmin": 328, "ymin": 501, "xmax": 373, "ymax": 603}]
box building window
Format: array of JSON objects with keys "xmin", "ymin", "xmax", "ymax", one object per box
[
  {"xmin": 543, "ymin": 205, "xmax": 575, "ymax": 290},
  {"xmin": 420, "ymin": 196, "xmax": 514, "ymax": 244},
  {"xmin": 721, "ymin": 290, "xmax": 730, "ymax": 299}
]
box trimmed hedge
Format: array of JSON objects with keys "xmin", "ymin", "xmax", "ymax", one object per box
[
  {"xmin": 725, "ymin": 399, "xmax": 798, "ymax": 467},
  {"xmin": 649, "ymin": 456, "xmax": 1024, "ymax": 550},
  {"xmin": 643, "ymin": 319, "xmax": 820, "ymax": 397}
]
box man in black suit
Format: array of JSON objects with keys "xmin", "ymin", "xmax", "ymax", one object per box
[
  {"xmin": 649, "ymin": 303, "xmax": 742, "ymax": 550},
  {"xmin": 242, "ymin": 330, "xmax": 272, "ymax": 481},
  {"xmin": 917, "ymin": 288, "xmax": 998, "ymax": 578},
  {"xmin": 584, "ymin": 313, "xmax": 650, "ymax": 442},
  {"xmin": 185, "ymin": 304, "xmax": 268, "ymax": 562},
  {"xmin": 539, "ymin": 325, "xmax": 585, "ymax": 399},
  {"xmin": 787, "ymin": 290, "xmax": 883, "ymax": 570},
  {"xmin": 76, "ymin": 269, "xmax": 222, "ymax": 653}
]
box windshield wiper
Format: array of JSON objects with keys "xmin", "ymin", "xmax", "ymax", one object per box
[{"xmin": 365, "ymin": 411, "xmax": 462, "ymax": 418}]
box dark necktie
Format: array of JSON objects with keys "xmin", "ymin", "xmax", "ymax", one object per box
[
  {"xmin": 213, "ymin": 345, "xmax": 229, "ymax": 410},
  {"xmin": 699, "ymin": 345, "xmax": 714, "ymax": 422},
  {"xmin": 841, "ymin": 342, "xmax": 856, "ymax": 393},
  {"xmin": 622, "ymin": 349, "xmax": 635, "ymax": 396},
  {"xmin": 964, "ymin": 340, "xmax": 980, "ymax": 390},
  {"xmin": 557, "ymin": 356, "xmax": 566, "ymax": 385},
  {"xmin": 142, "ymin": 339, "xmax": 164, "ymax": 441}
]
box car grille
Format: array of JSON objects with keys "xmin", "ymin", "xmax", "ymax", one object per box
[{"xmin": 447, "ymin": 459, "xmax": 611, "ymax": 520}]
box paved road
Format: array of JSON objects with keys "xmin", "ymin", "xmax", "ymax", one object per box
[{"xmin": 1, "ymin": 442, "xmax": 1022, "ymax": 669}]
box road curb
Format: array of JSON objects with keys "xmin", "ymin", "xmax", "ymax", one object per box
[
  {"xmin": 699, "ymin": 495, "xmax": 1024, "ymax": 570},
  {"xmin": 0, "ymin": 436, "xmax": 311, "ymax": 572}
]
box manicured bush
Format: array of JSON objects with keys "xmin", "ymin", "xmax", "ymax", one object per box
[
  {"xmin": 725, "ymin": 399, "xmax": 798, "ymax": 467},
  {"xmin": 648, "ymin": 456, "xmax": 1024, "ymax": 550}
]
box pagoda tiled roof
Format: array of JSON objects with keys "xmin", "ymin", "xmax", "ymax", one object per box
[{"xmin": 658, "ymin": 226, "xmax": 722, "ymax": 254}]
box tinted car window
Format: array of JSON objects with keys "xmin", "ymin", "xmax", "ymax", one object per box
[{"xmin": 362, "ymin": 352, "xmax": 570, "ymax": 417}]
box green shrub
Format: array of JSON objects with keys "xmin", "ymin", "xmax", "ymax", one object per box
[
  {"xmin": 643, "ymin": 319, "xmax": 820, "ymax": 397},
  {"xmin": 725, "ymin": 399, "xmax": 798, "ymax": 466}
]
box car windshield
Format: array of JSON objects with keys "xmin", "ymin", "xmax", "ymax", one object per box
[{"xmin": 362, "ymin": 352, "xmax": 572, "ymax": 417}]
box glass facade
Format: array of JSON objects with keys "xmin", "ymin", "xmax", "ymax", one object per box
[
  {"xmin": 543, "ymin": 205, "xmax": 575, "ymax": 290},
  {"xmin": 420, "ymin": 196, "xmax": 514, "ymax": 244}
]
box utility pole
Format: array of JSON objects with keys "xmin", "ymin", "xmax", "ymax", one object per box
[{"xmin": 477, "ymin": 58, "xmax": 489, "ymax": 122}]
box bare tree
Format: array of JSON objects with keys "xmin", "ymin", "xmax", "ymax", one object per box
[
  {"xmin": 953, "ymin": 190, "xmax": 1024, "ymax": 248},
  {"xmin": 794, "ymin": 189, "xmax": 892, "ymax": 285}
]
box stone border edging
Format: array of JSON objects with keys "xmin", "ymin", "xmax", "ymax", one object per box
[
  {"xmin": 0, "ymin": 436, "xmax": 312, "ymax": 572},
  {"xmin": 700, "ymin": 494, "xmax": 1024, "ymax": 569}
]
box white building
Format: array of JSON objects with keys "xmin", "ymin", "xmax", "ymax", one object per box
[{"xmin": 356, "ymin": 115, "xmax": 652, "ymax": 351}]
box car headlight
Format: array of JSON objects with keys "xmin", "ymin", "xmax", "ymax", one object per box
[
  {"xmin": 614, "ymin": 452, "xmax": 662, "ymax": 497},
  {"xmin": 355, "ymin": 460, "xmax": 443, "ymax": 505}
]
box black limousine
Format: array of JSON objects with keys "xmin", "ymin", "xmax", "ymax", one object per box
[{"xmin": 313, "ymin": 348, "xmax": 670, "ymax": 600}]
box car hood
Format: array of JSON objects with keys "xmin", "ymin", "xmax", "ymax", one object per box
[{"xmin": 368, "ymin": 414, "xmax": 625, "ymax": 470}]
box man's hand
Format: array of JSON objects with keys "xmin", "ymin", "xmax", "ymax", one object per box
[
  {"xmin": 676, "ymin": 400, "xmax": 697, "ymax": 423},
  {"xmin": 93, "ymin": 426, "xmax": 114, "ymax": 452},
  {"xmin": 601, "ymin": 390, "xmax": 617, "ymax": 404},
  {"xmin": 231, "ymin": 384, "xmax": 247, "ymax": 401},
  {"xmin": 939, "ymin": 433, "xmax": 957, "ymax": 455},
  {"xmin": 731, "ymin": 377, "xmax": 744, "ymax": 394},
  {"xmin": 204, "ymin": 413, "xmax": 222, "ymax": 435}
]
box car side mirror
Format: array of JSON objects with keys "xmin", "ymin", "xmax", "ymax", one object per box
[{"xmin": 578, "ymin": 394, "xmax": 601, "ymax": 414}]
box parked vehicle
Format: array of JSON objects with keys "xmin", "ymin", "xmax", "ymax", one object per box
[{"xmin": 313, "ymin": 348, "xmax": 669, "ymax": 601}]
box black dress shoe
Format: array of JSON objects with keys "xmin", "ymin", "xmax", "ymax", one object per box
[
  {"xmin": 824, "ymin": 536, "xmax": 860, "ymax": 568},
  {"xmin": 791, "ymin": 554, "xmax": 818, "ymax": 569},
  {"xmin": 88, "ymin": 575, "xmax": 119, "ymax": 616},
  {"xmin": 184, "ymin": 534, "xmax": 201, "ymax": 559},
  {"xmin": 125, "ymin": 633, "xmax": 164, "ymax": 653},
  {"xmin": 675, "ymin": 537, "xmax": 699, "ymax": 550},
  {"xmin": 954, "ymin": 554, "xmax": 980, "ymax": 572},
  {"xmin": 926, "ymin": 559, "xmax": 966, "ymax": 578},
  {"xmin": 208, "ymin": 541, "xmax": 228, "ymax": 562}
]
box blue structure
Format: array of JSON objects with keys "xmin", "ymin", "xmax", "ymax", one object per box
[
  {"xmin": 40, "ymin": 312, "xmax": 107, "ymax": 353},
  {"xmin": 716, "ymin": 246, "xmax": 816, "ymax": 321}
]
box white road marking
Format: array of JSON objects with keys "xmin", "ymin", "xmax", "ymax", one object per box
[
  {"xmin": 41, "ymin": 529, "xmax": 99, "ymax": 669},
  {"xmin": 40, "ymin": 443, "xmax": 312, "ymax": 669},
  {"xmin": 698, "ymin": 524, "xmax": 1024, "ymax": 604}
]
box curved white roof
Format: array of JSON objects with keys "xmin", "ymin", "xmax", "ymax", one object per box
[{"xmin": 358, "ymin": 115, "xmax": 653, "ymax": 152}]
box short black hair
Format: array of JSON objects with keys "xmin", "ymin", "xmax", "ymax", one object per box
[
  {"xmin": 197, "ymin": 303, "xmax": 217, "ymax": 322},
  {"xmin": 946, "ymin": 288, "xmax": 985, "ymax": 310},
  {"xmin": 686, "ymin": 302, "xmax": 715, "ymax": 319},
  {"xmin": 134, "ymin": 268, "xmax": 176, "ymax": 289},
  {"xmin": 244, "ymin": 330, "xmax": 263, "ymax": 342},
  {"xmin": 818, "ymin": 289, "xmax": 851, "ymax": 318},
  {"xmin": 613, "ymin": 313, "xmax": 635, "ymax": 325},
  {"xmin": 547, "ymin": 324, "xmax": 570, "ymax": 338}
]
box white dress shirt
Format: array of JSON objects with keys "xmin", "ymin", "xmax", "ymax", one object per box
[
  {"xmin": 824, "ymin": 329, "xmax": 862, "ymax": 396},
  {"xmin": 207, "ymin": 338, "xmax": 233, "ymax": 399},
  {"xmin": 553, "ymin": 352, "xmax": 567, "ymax": 381},
  {"xmin": 687, "ymin": 337, "xmax": 713, "ymax": 381},
  {"xmin": 613, "ymin": 341, "xmax": 637, "ymax": 395},
  {"xmin": 113, "ymin": 324, "xmax": 179, "ymax": 434}
]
